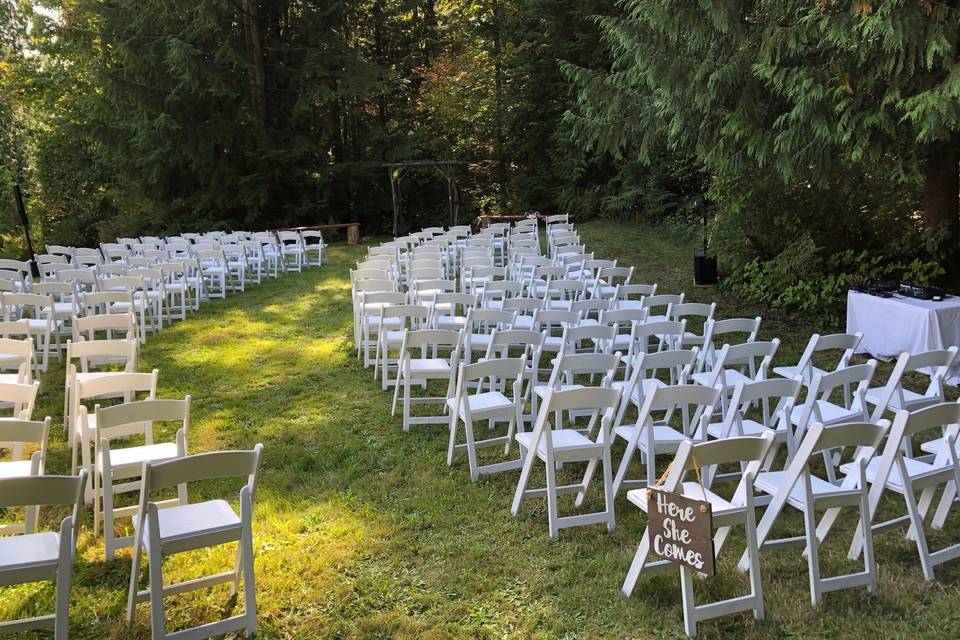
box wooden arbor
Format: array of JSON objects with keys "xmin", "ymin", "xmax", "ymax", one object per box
[{"xmin": 385, "ymin": 161, "xmax": 465, "ymax": 236}]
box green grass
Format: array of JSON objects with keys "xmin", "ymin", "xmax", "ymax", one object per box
[{"xmin": 3, "ymin": 220, "xmax": 960, "ymax": 639}]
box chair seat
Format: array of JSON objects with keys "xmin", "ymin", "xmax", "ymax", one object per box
[
  {"xmin": 53, "ymin": 302, "xmax": 76, "ymax": 315},
  {"xmin": 612, "ymin": 378, "xmax": 665, "ymax": 404},
  {"xmin": 0, "ymin": 373, "xmax": 23, "ymax": 385},
  {"xmin": 534, "ymin": 383, "xmax": 584, "ymax": 399},
  {"xmin": 790, "ymin": 400, "xmax": 865, "ymax": 426},
  {"xmin": 512, "ymin": 316, "xmax": 534, "ymax": 330},
  {"xmin": 864, "ymin": 386, "xmax": 927, "ymax": 411},
  {"xmin": 407, "ymin": 358, "xmax": 451, "ymax": 376},
  {"xmin": 105, "ymin": 442, "xmax": 179, "ymax": 471},
  {"xmin": 468, "ymin": 334, "xmax": 492, "ymax": 349},
  {"xmin": 774, "ymin": 364, "xmax": 829, "ymax": 384},
  {"xmin": 755, "ymin": 470, "xmax": 851, "ymax": 509},
  {"xmin": 25, "ymin": 318, "xmax": 53, "ymax": 331},
  {"xmin": 446, "ymin": 391, "xmax": 513, "ymax": 418},
  {"xmin": 0, "ymin": 531, "xmax": 60, "ymax": 571},
  {"xmin": 133, "ymin": 499, "xmax": 240, "ymax": 550},
  {"xmin": 515, "ymin": 429, "xmax": 595, "ymax": 458},
  {"xmin": 615, "ymin": 423, "xmax": 688, "ymax": 450},
  {"xmin": 0, "ymin": 459, "xmax": 33, "ymax": 479},
  {"xmin": 840, "ymin": 456, "xmax": 951, "ymax": 493},
  {"xmin": 707, "ymin": 418, "xmax": 787, "ymax": 440},
  {"xmin": 627, "ymin": 481, "xmax": 736, "ymax": 514},
  {"xmin": 691, "ymin": 369, "xmax": 753, "ymax": 390},
  {"xmin": 920, "ymin": 437, "xmax": 960, "ymax": 455}
]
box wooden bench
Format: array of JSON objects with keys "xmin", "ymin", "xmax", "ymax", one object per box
[{"xmin": 275, "ymin": 223, "xmax": 361, "ymax": 244}]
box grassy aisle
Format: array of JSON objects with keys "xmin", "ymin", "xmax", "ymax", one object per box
[{"xmin": 3, "ymin": 221, "xmax": 959, "ymax": 639}]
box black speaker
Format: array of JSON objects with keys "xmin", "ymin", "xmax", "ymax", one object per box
[{"xmin": 693, "ymin": 251, "xmax": 718, "ymax": 286}]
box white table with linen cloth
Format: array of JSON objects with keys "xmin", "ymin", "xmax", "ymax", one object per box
[{"xmin": 846, "ymin": 290, "xmax": 960, "ymax": 385}]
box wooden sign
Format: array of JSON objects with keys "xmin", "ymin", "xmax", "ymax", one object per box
[{"xmin": 647, "ymin": 488, "xmax": 715, "ymax": 576}]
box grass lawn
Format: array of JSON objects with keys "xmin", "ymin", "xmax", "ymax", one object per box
[{"xmin": 3, "ymin": 220, "xmax": 960, "ymax": 639}]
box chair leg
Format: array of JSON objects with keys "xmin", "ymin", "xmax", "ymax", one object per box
[
  {"xmin": 602, "ymin": 446, "xmax": 616, "ymax": 532},
  {"xmin": 545, "ymin": 454, "xmax": 559, "ymax": 539},
  {"xmin": 803, "ymin": 502, "xmax": 822, "ymax": 607},
  {"xmin": 511, "ymin": 447, "xmax": 536, "ymax": 516},
  {"xmin": 126, "ymin": 541, "xmax": 142, "ymax": 624},
  {"xmin": 903, "ymin": 484, "xmax": 936, "ymax": 581},
  {"xmin": 680, "ymin": 565, "xmax": 698, "ymax": 637},
  {"xmin": 55, "ymin": 519, "xmax": 74, "ymax": 640},
  {"xmin": 147, "ymin": 548, "xmax": 165, "ymax": 640}
]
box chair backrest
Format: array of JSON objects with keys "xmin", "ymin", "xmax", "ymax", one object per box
[
  {"xmin": 569, "ymin": 297, "xmax": 614, "ymax": 323},
  {"xmin": 793, "ymin": 331, "xmax": 862, "ymax": 383},
  {"xmin": 96, "ymin": 397, "xmax": 190, "ymax": 447},
  {"xmin": 75, "ymin": 369, "xmax": 158, "ymax": 405},
  {"xmin": 143, "ymin": 445, "xmax": 264, "ymax": 496},
  {"xmin": 0, "ymin": 336, "xmax": 34, "ymax": 382},
  {"xmin": 534, "ymin": 386, "xmax": 621, "ymax": 441},
  {"xmin": 617, "ymin": 283, "xmax": 657, "ymax": 301},
  {"xmin": 715, "ymin": 378, "xmax": 803, "ymax": 442},
  {"xmin": 501, "ymin": 297, "xmax": 544, "ymax": 316},
  {"xmin": 661, "ymin": 433, "xmax": 776, "ymax": 499},
  {"xmin": 67, "ymin": 338, "xmax": 138, "ymax": 373},
  {"xmin": 703, "ymin": 339, "xmax": 781, "ymax": 387},
  {"xmin": 0, "ymin": 471, "xmax": 87, "ymax": 536},
  {"xmin": 402, "ymin": 328, "xmax": 462, "ymax": 354},
  {"xmin": 631, "ymin": 319, "xmax": 687, "ymax": 355},
  {"xmin": 559, "ymin": 324, "xmax": 617, "ymax": 355},
  {"xmin": 547, "ymin": 351, "xmax": 621, "ymax": 389},
  {"xmin": 870, "ymin": 347, "xmax": 958, "ymax": 420},
  {"xmin": 465, "ymin": 308, "xmax": 515, "ymax": 333},
  {"xmin": 2, "ymin": 292, "xmax": 54, "ymax": 320},
  {"xmin": 484, "ymin": 328, "xmax": 546, "ymax": 362},
  {"xmin": 532, "ymin": 309, "xmax": 581, "ymax": 334},
  {"xmin": 0, "ymin": 380, "xmax": 40, "ymax": 419},
  {"xmin": 354, "ymin": 278, "xmax": 397, "ymax": 294},
  {"xmin": 0, "ymin": 417, "xmax": 50, "ymax": 464},
  {"xmin": 82, "ymin": 290, "xmax": 134, "ymax": 314},
  {"xmin": 638, "ymin": 384, "xmax": 720, "ymax": 439}
]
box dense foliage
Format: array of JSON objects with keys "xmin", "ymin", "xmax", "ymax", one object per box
[
  {"xmin": 4, "ymin": 0, "xmax": 960, "ymax": 322},
  {"xmin": 2, "ymin": 0, "xmax": 622, "ymax": 246},
  {"xmin": 563, "ymin": 0, "xmax": 960, "ymax": 320}
]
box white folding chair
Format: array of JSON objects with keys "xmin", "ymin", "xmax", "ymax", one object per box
[
  {"xmin": 705, "ymin": 377, "xmax": 803, "ymax": 473},
  {"xmin": 621, "ymin": 433, "xmax": 775, "ymax": 636},
  {"xmin": 278, "ymin": 230, "xmax": 306, "ymax": 271},
  {"xmin": 864, "ymin": 347, "xmax": 958, "ymax": 417},
  {"xmin": 126, "ymin": 446, "xmax": 264, "ymax": 639},
  {"xmin": 0, "ymin": 336, "xmax": 34, "ymax": 384},
  {"xmin": 72, "ymin": 369, "xmax": 159, "ymax": 496},
  {"xmin": 773, "ymin": 332, "xmax": 862, "ymax": 393},
  {"xmin": 690, "ymin": 340, "xmax": 780, "ymax": 414},
  {"xmin": 301, "ymin": 230, "xmax": 325, "ymax": 266},
  {"xmin": 846, "ymin": 402, "xmax": 960, "ymax": 580},
  {"xmin": 612, "ymin": 384, "xmax": 720, "ymax": 496},
  {"xmin": 93, "ymin": 397, "xmax": 191, "ymax": 560},
  {"xmin": 447, "ymin": 355, "xmax": 527, "ymax": 481},
  {"xmin": 742, "ymin": 421, "xmax": 886, "ymax": 606},
  {"xmin": 0, "ymin": 471, "xmax": 87, "ymax": 639},
  {"xmin": 790, "ymin": 361, "xmax": 877, "ymax": 482},
  {"xmin": 391, "ymin": 329, "xmax": 461, "ymax": 431},
  {"xmin": 63, "ymin": 337, "xmax": 139, "ymax": 445},
  {"xmin": 511, "ymin": 386, "xmax": 622, "ymax": 539},
  {"xmin": 0, "ymin": 417, "xmax": 51, "ymax": 535},
  {"xmin": 699, "ymin": 317, "xmax": 761, "ymax": 370}
]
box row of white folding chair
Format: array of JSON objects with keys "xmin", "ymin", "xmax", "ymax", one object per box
[{"xmin": 0, "ymin": 443, "xmax": 264, "ymax": 640}]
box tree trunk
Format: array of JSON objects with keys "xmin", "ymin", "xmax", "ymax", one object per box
[
  {"xmin": 923, "ymin": 141, "xmax": 960, "ymax": 275},
  {"xmin": 242, "ymin": 0, "xmax": 267, "ymax": 123},
  {"xmin": 492, "ymin": 0, "xmax": 508, "ymax": 209}
]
